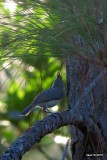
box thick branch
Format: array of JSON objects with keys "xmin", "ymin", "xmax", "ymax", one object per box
[
  {"xmin": 0, "ymin": 110, "xmax": 84, "ymax": 160},
  {"xmin": 1, "ymin": 109, "xmax": 106, "ymax": 160}
]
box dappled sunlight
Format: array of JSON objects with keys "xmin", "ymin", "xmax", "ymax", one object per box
[
  {"xmin": 27, "ymin": 66, "xmax": 35, "ymax": 72},
  {"xmin": 0, "ymin": 120, "xmax": 10, "ymax": 127},
  {"xmin": 3, "ymin": 62, "xmax": 10, "ymax": 69},
  {"xmin": 4, "ymin": 0, "xmax": 17, "ymax": 13},
  {"xmin": 0, "ymin": 102, "xmax": 7, "ymax": 113},
  {"xmin": 51, "ymin": 105, "xmax": 59, "ymax": 112},
  {"xmin": 54, "ymin": 135, "xmax": 69, "ymax": 144},
  {"xmin": 1, "ymin": 138, "xmax": 9, "ymax": 147}
]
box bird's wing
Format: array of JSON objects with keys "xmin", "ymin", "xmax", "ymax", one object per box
[{"xmin": 33, "ymin": 87, "xmax": 62, "ymax": 104}]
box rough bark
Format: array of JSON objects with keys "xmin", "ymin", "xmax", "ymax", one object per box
[
  {"xmin": 0, "ymin": 110, "xmax": 93, "ymax": 160},
  {"xmin": 66, "ymin": 56, "xmax": 107, "ymax": 160}
]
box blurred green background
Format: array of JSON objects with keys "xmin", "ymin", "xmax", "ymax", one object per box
[
  {"xmin": 0, "ymin": 0, "xmax": 106, "ymax": 159},
  {"xmin": 0, "ymin": 0, "xmax": 69, "ymax": 159}
]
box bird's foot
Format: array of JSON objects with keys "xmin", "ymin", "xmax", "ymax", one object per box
[
  {"xmin": 46, "ymin": 110, "xmax": 52, "ymax": 115},
  {"xmin": 43, "ymin": 108, "xmax": 52, "ymax": 114}
]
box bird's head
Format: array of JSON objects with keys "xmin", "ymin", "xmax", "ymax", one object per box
[
  {"xmin": 52, "ymin": 72, "xmax": 64, "ymax": 90},
  {"xmin": 56, "ymin": 72, "xmax": 62, "ymax": 79}
]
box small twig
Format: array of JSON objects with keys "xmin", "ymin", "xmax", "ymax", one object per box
[{"xmin": 60, "ymin": 139, "xmax": 71, "ymax": 160}]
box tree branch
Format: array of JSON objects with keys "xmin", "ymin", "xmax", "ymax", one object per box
[
  {"xmin": 1, "ymin": 108, "xmax": 105, "ymax": 160},
  {"xmin": 1, "ymin": 105, "xmax": 99, "ymax": 160},
  {"xmin": 0, "ymin": 110, "xmax": 83, "ymax": 160}
]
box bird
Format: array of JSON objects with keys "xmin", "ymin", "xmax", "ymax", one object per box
[{"xmin": 21, "ymin": 72, "xmax": 65, "ymax": 116}]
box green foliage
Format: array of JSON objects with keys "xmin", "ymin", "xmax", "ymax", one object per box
[
  {"xmin": 0, "ymin": 0, "xmax": 104, "ymax": 59},
  {"xmin": 0, "ymin": 0, "xmax": 107, "ymax": 158}
]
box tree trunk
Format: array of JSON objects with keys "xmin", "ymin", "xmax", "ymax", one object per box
[{"xmin": 66, "ymin": 56, "xmax": 107, "ymax": 160}]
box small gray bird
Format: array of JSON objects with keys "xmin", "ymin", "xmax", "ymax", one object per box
[{"xmin": 21, "ymin": 73, "xmax": 65, "ymax": 116}]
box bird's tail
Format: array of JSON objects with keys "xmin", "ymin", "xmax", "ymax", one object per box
[{"xmin": 21, "ymin": 103, "xmax": 34, "ymax": 116}]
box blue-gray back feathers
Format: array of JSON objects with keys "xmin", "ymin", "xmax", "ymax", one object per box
[{"xmin": 21, "ymin": 73, "xmax": 65, "ymax": 116}]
